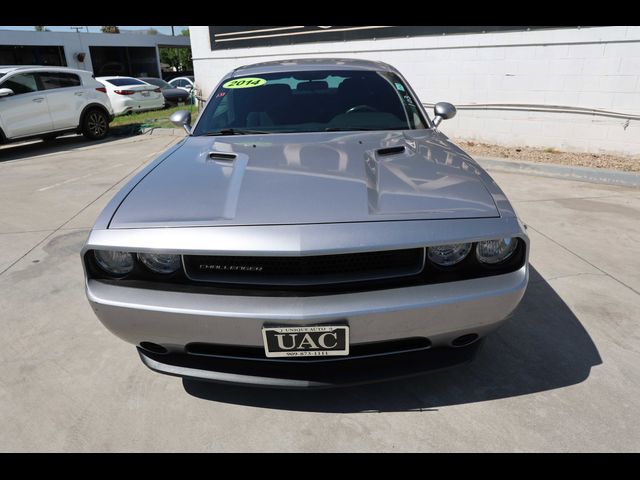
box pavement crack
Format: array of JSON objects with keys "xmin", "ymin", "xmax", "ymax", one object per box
[
  {"xmin": 542, "ymin": 272, "xmax": 606, "ymax": 282},
  {"xmin": 0, "ymin": 140, "xmax": 178, "ymax": 277},
  {"xmin": 0, "ymin": 229, "xmax": 59, "ymax": 235},
  {"xmin": 527, "ymin": 224, "xmax": 640, "ymax": 296},
  {"xmin": 513, "ymin": 194, "xmax": 635, "ymax": 204}
]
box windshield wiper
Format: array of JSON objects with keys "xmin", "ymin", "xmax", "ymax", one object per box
[{"xmin": 204, "ymin": 128, "xmax": 271, "ymax": 136}]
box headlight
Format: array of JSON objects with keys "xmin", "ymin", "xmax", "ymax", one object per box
[
  {"xmin": 476, "ymin": 238, "xmax": 518, "ymax": 264},
  {"xmin": 137, "ymin": 253, "xmax": 181, "ymax": 274},
  {"xmin": 427, "ymin": 243, "xmax": 472, "ymax": 266},
  {"xmin": 94, "ymin": 250, "xmax": 134, "ymax": 275}
]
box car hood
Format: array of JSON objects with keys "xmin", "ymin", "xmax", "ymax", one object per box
[{"xmin": 109, "ymin": 130, "xmax": 499, "ymax": 228}]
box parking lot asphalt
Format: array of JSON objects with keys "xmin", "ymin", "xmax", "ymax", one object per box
[{"xmin": 1, "ymin": 134, "xmax": 639, "ymax": 452}]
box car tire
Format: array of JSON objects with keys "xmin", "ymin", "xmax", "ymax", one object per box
[{"xmin": 82, "ymin": 108, "xmax": 109, "ymax": 140}]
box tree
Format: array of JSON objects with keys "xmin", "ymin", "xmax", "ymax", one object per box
[
  {"xmin": 34, "ymin": 26, "xmax": 49, "ymax": 32},
  {"xmin": 160, "ymin": 46, "xmax": 193, "ymax": 72},
  {"xmin": 159, "ymin": 28, "xmax": 192, "ymax": 72},
  {"xmin": 147, "ymin": 28, "xmax": 158, "ymax": 35},
  {"xmin": 100, "ymin": 26, "xmax": 120, "ymax": 34}
]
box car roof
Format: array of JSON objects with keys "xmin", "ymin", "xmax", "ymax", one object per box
[
  {"xmin": 0, "ymin": 65, "xmax": 92, "ymax": 76},
  {"xmin": 231, "ymin": 58, "xmax": 400, "ymax": 77}
]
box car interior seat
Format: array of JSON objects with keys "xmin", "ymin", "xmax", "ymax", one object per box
[{"xmin": 243, "ymin": 84, "xmax": 293, "ymax": 128}]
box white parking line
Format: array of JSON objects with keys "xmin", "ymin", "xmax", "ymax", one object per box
[
  {"xmin": 36, "ymin": 163, "xmax": 124, "ymax": 192},
  {"xmin": 35, "ymin": 139, "xmax": 174, "ymax": 192}
]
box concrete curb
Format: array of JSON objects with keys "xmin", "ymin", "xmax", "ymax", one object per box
[
  {"xmin": 141, "ymin": 127, "xmax": 186, "ymax": 137},
  {"xmin": 474, "ymin": 156, "xmax": 640, "ymax": 188}
]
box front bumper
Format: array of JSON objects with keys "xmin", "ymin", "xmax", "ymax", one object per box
[
  {"xmin": 87, "ymin": 264, "xmax": 527, "ymax": 348},
  {"xmin": 87, "ymin": 264, "xmax": 528, "ymax": 385},
  {"xmin": 138, "ymin": 340, "xmax": 485, "ymax": 389}
]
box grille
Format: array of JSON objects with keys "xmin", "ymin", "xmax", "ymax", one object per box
[{"xmin": 183, "ymin": 248, "xmax": 425, "ymax": 286}]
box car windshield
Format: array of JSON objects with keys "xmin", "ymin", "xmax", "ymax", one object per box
[
  {"xmin": 193, "ymin": 70, "xmax": 428, "ymax": 135},
  {"xmin": 105, "ymin": 77, "xmax": 146, "ymax": 86}
]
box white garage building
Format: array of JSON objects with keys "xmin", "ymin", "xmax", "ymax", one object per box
[
  {"xmin": 0, "ymin": 30, "xmax": 190, "ymax": 79},
  {"xmin": 189, "ymin": 26, "xmax": 640, "ymax": 156}
]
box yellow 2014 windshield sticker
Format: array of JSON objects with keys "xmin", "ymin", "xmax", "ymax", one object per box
[{"xmin": 223, "ymin": 77, "xmax": 267, "ymax": 89}]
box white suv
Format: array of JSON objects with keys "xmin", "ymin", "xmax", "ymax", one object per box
[{"xmin": 0, "ymin": 66, "xmax": 114, "ymax": 144}]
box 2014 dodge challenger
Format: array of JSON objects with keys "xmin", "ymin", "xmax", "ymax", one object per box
[{"xmin": 82, "ymin": 59, "xmax": 529, "ymax": 388}]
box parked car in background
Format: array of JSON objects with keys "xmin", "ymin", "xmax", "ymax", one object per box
[
  {"xmin": 95, "ymin": 76, "xmax": 164, "ymax": 116},
  {"xmin": 82, "ymin": 59, "xmax": 529, "ymax": 388},
  {"xmin": 167, "ymin": 76, "xmax": 195, "ymax": 93},
  {"xmin": 0, "ymin": 66, "xmax": 113, "ymax": 144},
  {"xmin": 138, "ymin": 77, "xmax": 191, "ymax": 107}
]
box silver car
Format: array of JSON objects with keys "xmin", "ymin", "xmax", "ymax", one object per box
[{"xmin": 82, "ymin": 59, "xmax": 529, "ymax": 388}]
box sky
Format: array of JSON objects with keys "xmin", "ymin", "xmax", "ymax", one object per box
[{"xmin": 0, "ymin": 26, "xmax": 189, "ymax": 35}]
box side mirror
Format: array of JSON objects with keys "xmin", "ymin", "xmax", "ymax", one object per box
[
  {"xmin": 170, "ymin": 110, "xmax": 192, "ymax": 134},
  {"xmin": 0, "ymin": 88, "xmax": 15, "ymax": 98},
  {"xmin": 433, "ymin": 102, "xmax": 457, "ymax": 127}
]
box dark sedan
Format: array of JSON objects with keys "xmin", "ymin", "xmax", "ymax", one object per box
[{"xmin": 138, "ymin": 77, "xmax": 191, "ymax": 107}]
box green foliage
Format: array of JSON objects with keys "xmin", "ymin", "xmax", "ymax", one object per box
[
  {"xmin": 34, "ymin": 26, "xmax": 49, "ymax": 32},
  {"xmin": 160, "ymin": 46, "xmax": 193, "ymax": 72},
  {"xmin": 100, "ymin": 26, "xmax": 120, "ymax": 34},
  {"xmin": 160, "ymin": 29, "xmax": 192, "ymax": 71},
  {"xmin": 147, "ymin": 28, "xmax": 158, "ymax": 35},
  {"xmin": 110, "ymin": 105, "xmax": 200, "ymax": 129}
]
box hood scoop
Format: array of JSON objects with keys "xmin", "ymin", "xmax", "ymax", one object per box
[
  {"xmin": 376, "ymin": 146, "xmax": 405, "ymax": 157},
  {"xmin": 209, "ymin": 152, "xmax": 237, "ymax": 162}
]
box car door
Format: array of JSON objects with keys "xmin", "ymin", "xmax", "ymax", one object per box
[
  {"xmin": 36, "ymin": 71, "xmax": 84, "ymax": 131},
  {"xmin": 0, "ymin": 72, "xmax": 53, "ymax": 139}
]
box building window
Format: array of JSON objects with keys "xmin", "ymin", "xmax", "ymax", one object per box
[
  {"xmin": 89, "ymin": 46, "xmax": 158, "ymax": 78},
  {"xmin": 0, "ymin": 45, "xmax": 67, "ymax": 66}
]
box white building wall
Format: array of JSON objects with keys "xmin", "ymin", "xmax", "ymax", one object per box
[
  {"xmin": 0, "ymin": 30, "xmax": 190, "ymax": 72},
  {"xmin": 190, "ymin": 26, "xmax": 640, "ymax": 156}
]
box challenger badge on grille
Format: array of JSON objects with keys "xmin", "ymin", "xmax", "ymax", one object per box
[{"xmin": 198, "ymin": 264, "xmax": 264, "ymax": 272}]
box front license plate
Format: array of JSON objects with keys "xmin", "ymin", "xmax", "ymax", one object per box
[{"xmin": 262, "ymin": 326, "xmax": 349, "ymax": 358}]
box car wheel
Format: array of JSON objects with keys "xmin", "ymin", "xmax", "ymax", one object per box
[{"xmin": 82, "ymin": 109, "xmax": 109, "ymax": 140}]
